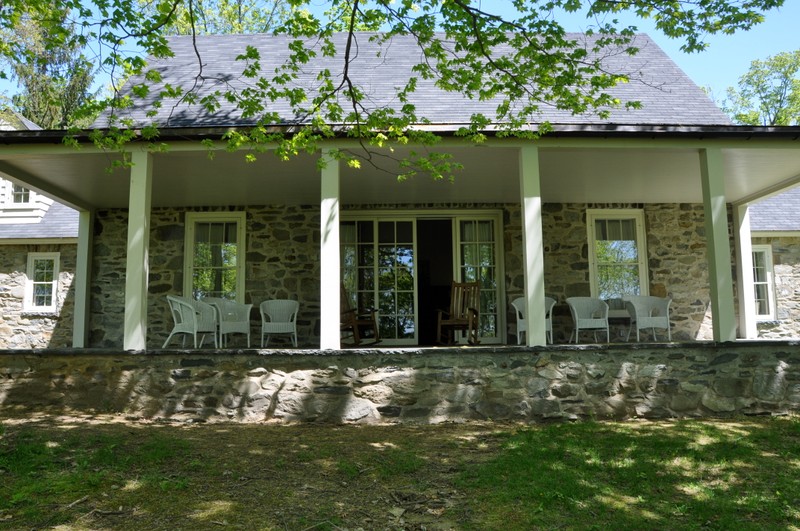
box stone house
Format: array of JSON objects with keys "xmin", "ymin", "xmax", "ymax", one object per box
[
  {"xmin": 0, "ymin": 113, "xmax": 79, "ymax": 348},
  {"xmin": 1, "ymin": 32, "xmax": 799, "ymax": 350},
  {"xmin": 748, "ymin": 187, "xmax": 800, "ymax": 339}
]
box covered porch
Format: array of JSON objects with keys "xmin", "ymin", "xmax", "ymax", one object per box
[{"xmin": 2, "ymin": 126, "xmax": 800, "ymax": 350}]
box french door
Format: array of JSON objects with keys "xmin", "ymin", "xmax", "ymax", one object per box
[{"xmin": 341, "ymin": 211, "xmax": 503, "ymax": 345}]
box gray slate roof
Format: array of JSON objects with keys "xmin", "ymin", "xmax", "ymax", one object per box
[
  {"xmin": 94, "ymin": 32, "xmax": 731, "ymax": 129},
  {"xmin": 0, "ymin": 201, "xmax": 79, "ymax": 240},
  {"xmin": 750, "ymin": 187, "xmax": 800, "ymax": 232}
]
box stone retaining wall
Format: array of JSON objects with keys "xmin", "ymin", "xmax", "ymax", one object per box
[{"xmin": 1, "ymin": 343, "xmax": 797, "ymax": 423}]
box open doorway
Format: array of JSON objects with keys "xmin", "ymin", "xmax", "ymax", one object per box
[{"xmin": 417, "ymin": 219, "xmax": 454, "ymax": 345}]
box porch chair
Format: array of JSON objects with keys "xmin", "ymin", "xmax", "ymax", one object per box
[
  {"xmin": 566, "ymin": 297, "xmax": 609, "ymax": 343},
  {"xmin": 204, "ymin": 297, "xmax": 253, "ymax": 347},
  {"xmin": 163, "ymin": 295, "xmax": 219, "ymax": 348},
  {"xmin": 260, "ymin": 299, "xmax": 299, "ymax": 347},
  {"xmin": 623, "ymin": 295, "xmax": 672, "ymax": 342},
  {"xmin": 510, "ymin": 296, "xmax": 557, "ymax": 345},
  {"xmin": 340, "ymin": 285, "xmax": 380, "ymax": 346},
  {"xmin": 437, "ymin": 281, "xmax": 480, "ymax": 345}
]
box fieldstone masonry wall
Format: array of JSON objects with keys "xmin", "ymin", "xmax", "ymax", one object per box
[
  {"xmin": 1, "ymin": 344, "xmax": 798, "ymax": 423},
  {"xmin": 89, "ymin": 202, "xmax": 724, "ymax": 348},
  {"xmin": 0, "ymin": 244, "xmax": 76, "ymax": 348},
  {"xmin": 753, "ymin": 236, "xmax": 800, "ymax": 339}
]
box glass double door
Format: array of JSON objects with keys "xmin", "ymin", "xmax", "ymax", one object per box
[{"xmin": 341, "ymin": 214, "xmax": 502, "ymax": 345}]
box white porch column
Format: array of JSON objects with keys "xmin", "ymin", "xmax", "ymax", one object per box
[
  {"xmin": 123, "ymin": 151, "xmax": 153, "ymax": 350},
  {"xmin": 72, "ymin": 209, "xmax": 94, "ymax": 348},
  {"xmin": 320, "ymin": 150, "xmax": 341, "ymax": 349},
  {"xmin": 699, "ymin": 148, "xmax": 737, "ymax": 341},
  {"xmin": 519, "ymin": 145, "xmax": 547, "ymax": 346},
  {"xmin": 735, "ymin": 203, "xmax": 757, "ymax": 338}
]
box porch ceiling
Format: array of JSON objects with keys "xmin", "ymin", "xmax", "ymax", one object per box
[{"xmin": 2, "ymin": 141, "xmax": 800, "ymax": 210}]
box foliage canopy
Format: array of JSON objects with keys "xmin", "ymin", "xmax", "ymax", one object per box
[
  {"xmin": 723, "ymin": 50, "xmax": 800, "ymax": 126},
  {"xmin": 0, "ymin": 1, "xmax": 787, "ymax": 176}
]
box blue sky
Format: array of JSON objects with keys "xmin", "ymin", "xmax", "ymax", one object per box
[
  {"xmin": 2, "ymin": 2, "xmax": 796, "ymax": 104},
  {"xmin": 489, "ymin": 1, "xmax": 799, "ymax": 99}
]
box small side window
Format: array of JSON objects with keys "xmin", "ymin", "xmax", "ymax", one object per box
[
  {"xmin": 25, "ymin": 252, "xmax": 60, "ymax": 312},
  {"xmin": 752, "ymin": 245, "xmax": 775, "ymax": 320}
]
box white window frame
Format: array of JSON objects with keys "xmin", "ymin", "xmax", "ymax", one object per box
[
  {"xmin": 751, "ymin": 244, "xmax": 776, "ymax": 321},
  {"xmin": 183, "ymin": 212, "xmax": 247, "ymax": 302},
  {"xmin": 341, "ymin": 209, "xmax": 505, "ymax": 345},
  {"xmin": 24, "ymin": 252, "xmax": 60, "ymax": 313},
  {"xmin": 587, "ymin": 209, "xmax": 649, "ymax": 299}
]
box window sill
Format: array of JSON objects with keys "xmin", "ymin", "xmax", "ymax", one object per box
[{"xmin": 22, "ymin": 309, "xmax": 59, "ymax": 317}]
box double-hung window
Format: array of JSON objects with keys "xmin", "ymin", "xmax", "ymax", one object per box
[
  {"xmin": 751, "ymin": 244, "xmax": 775, "ymax": 320},
  {"xmin": 25, "ymin": 252, "xmax": 60, "ymax": 312},
  {"xmin": 587, "ymin": 209, "xmax": 649, "ymax": 299},
  {"xmin": 184, "ymin": 212, "xmax": 246, "ymax": 301}
]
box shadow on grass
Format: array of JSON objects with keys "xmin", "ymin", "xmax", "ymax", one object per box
[
  {"xmin": 0, "ymin": 417, "xmax": 798, "ymax": 530},
  {"xmin": 456, "ymin": 417, "xmax": 800, "ymax": 530}
]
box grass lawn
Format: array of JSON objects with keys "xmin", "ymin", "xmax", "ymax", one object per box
[{"xmin": 1, "ymin": 415, "xmax": 798, "ymax": 530}]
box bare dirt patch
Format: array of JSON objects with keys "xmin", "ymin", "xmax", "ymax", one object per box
[{"xmin": 1, "ymin": 414, "xmax": 512, "ymax": 530}]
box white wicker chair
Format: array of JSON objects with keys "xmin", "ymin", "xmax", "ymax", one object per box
[
  {"xmin": 566, "ymin": 297, "xmax": 609, "ymax": 343},
  {"xmin": 163, "ymin": 295, "xmax": 218, "ymax": 348},
  {"xmin": 260, "ymin": 299, "xmax": 299, "ymax": 347},
  {"xmin": 511, "ymin": 296, "xmax": 556, "ymax": 345},
  {"xmin": 623, "ymin": 295, "xmax": 672, "ymax": 342},
  {"xmin": 203, "ymin": 298, "xmax": 253, "ymax": 347}
]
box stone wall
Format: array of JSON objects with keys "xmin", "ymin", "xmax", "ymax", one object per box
[
  {"xmin": 753, "ymin": 236, "xmax": 800, "ymax": 338},
  {"xmin": 88, "ymin": 202, "xmax": 723, "ymax": 349},
  {"xmin": 90, "ymin": 206, "xmax": 321, "ymax": 348},
  {"xmin": 1, "ymin": 344, "xmax": 797, "ymax": 423},
  {"xmin": 0, "ymin": 243, "xmax": 76, "ymax": 348},
  {"xmin": 505, "ymin": 203, "xmax": 720, "ymax": 343}
]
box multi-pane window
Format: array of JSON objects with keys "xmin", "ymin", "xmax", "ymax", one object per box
[
  {"xmin": 341, "ymin": 219, "xmax": 416, "ymax": 342},
  {"xmin": 25, "ymin": 252, "xmax": 59, "ymax": 312},
  {"xmin": 459, "ymin": 219, "xmax": 499, "ymax": 339},
  {"xmin": 12, "ymin": 184, "xmax": 30, "ymax": 204},
  {"xmin": 184, "ymin": 212, "xmax": 246, "ymax": 301},
  {"xmin": 587, "ymin": 209, "xmax": 649, "ymax": 299},
  {"xmin": 752, "ymin": 245, "xmax": 775, "ymax": 320}
]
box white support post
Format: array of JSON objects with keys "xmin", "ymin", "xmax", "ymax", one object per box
[
  {"xmin": 735, "ymin": 203, "xmax": 757, "ymax": 339},
  {"xmin": 519, "ymin": 145, "xmax": 547, "ymax": 346},
  {"xmin": 72, "ymin": 209, "xmax": 94, "ymax": 348},
  {"xmin": 320, "ymin": 150, "xmax": 341, "ymax": 350},
  {"xmin": 123, "ymin": 151, "xmax": 153, "ymax": 351},
  {"xmin": 699, "ymin": 148, "xmax": 737, "ymax": 341}
]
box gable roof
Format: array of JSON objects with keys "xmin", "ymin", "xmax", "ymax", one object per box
[
  {"xmin": 0, "ymin": 110, "xmax": 42, "ymax": 131},
  {"xmin": 0, "ymin": 201, "xmax": 79, "ymax": 241},
  {"xmin": 750, "ymin": 186, "xmax": 800, "ymax": 232},
  {"xmin": 94, "ymin": 32, "xmax": 731, "ymax": 130}
]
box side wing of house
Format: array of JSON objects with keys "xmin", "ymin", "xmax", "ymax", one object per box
[
  {"xmin": 0, "ymin": 179, "xmax": 79, "ymax": 348},
  {"xmin": 748, "ymin": 186, "xmax": 800, "ymax": 338}
]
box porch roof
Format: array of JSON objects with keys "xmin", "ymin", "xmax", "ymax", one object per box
[{"xmin": 0, "ymin": 123, "xmax": 799, "ymax": 211}]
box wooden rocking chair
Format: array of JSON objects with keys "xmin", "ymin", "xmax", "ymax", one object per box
[
  {"xmin": 436, "ymin": 281, "xmax": 480, "ymax": 345},
  {"xmin": 340, "ymin": 285, "xmax": 380, "ymax": 347}
]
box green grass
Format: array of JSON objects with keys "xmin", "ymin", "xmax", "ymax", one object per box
[
  {"xmin": 0, "ymin": 417, "xmax": 798, "ymax": 530},
  {"xmin": 456, "ymin": 418, "xmax": 800, "ymax": 530}
]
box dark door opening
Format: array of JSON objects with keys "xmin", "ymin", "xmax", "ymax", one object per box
[{"xmin": 417, "ymin": 219, "xmax": 454, "ymax": 345}]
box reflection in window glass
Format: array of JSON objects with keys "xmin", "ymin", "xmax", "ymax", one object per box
[
  {"xmin": 26, "ymin": 253, "xmax": 59, "ymax": 311},
  {"xmin": 191, "ymin": 220, "xmax": 240, "ymax": 300},
  {"xmin": 591, "ymin": 214, "xmax": 644, "ymax": 299},
  {"xmin": 459, "ymin": 219, "xmax": 497, "ymax": 338}
]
